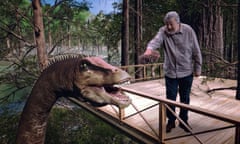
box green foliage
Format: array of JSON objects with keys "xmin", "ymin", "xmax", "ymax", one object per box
[
  {"xmin": 0, "ymin": 84, "xmax": 31, "ymax": 104},
  {"xmin": 0, "ymin": 110, "xmax": 19, "ymax": 144},
  {"xmin": 0, "ymin": 106, "xmax": 136, "ymax": 144},
  {"xmin": 0, "ymin": 0, "xmax": 33, "ymax": 58},
  {"xmin": 42, "ymin": 0, "xmax": 94, "ymax": 54},
  {"xmin": 90, "ymin": 11, "xmax": 122, "ymax": 64},
  {"xmin": 0, "ymin": 57, "xmax": 39, "ymax": 104},
  {"xmin": 46, "ymin": 107, "xmax": 136, "ymax": 144}
]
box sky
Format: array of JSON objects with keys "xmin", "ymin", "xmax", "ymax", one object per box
[
  {"xmin": 45, "ymin": 0, "xmax": 120, "ymax": 15},
  {"xmin": 88, "ymin": 0, "xmax": 119, "ymax": 14}
]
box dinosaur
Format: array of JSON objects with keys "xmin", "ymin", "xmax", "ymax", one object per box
[{"xmin": 16, "ymin": 56, "xmax": 131, "ymax": 144}]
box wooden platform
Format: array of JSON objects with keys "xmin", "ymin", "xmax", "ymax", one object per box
[{"xmin": 96, "ymin": 77, "xmax": 240, "ymax": 144}]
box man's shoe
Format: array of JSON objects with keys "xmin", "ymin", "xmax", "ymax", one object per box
[
  {"xmin": 179, "ymin": 122, "xmax": 191, "ymax": 132},
  {"xmin": 166, "ymin": 122, "xmax": 175, "ymax": 133}
]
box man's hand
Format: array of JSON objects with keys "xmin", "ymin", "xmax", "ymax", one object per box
[
  {"xmin": 144, "ymin": 49, "xmax": 153, "ymax": 55},
  {"xmin": 194, "ymin": 72, "xmax": 201, "ymax": 77}
]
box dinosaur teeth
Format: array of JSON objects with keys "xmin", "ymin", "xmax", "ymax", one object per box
[
  {"xmin": 120, "ymin": 80, "xmax": 131, "ymax": 85},
  {"xmin": 113, "ymin": 84, "xmax": 121, "ymax": 88},
  {"xmin": 114, "ymin": 81, "xmax": 130, "ymax": 87}
]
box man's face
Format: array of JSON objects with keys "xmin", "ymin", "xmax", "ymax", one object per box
[{"xmin": 165, "ymin": 17, "xmax": 179, "ymax": 32}]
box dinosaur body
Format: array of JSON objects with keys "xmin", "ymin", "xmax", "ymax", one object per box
[{"xmin": 16, "ymin": 56, "xmax": 131, "ymax": 144}]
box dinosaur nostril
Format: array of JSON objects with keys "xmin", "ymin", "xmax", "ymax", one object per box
[
  {"xmin": 112, "ymin": 68, "xmax": 118, "ymax": 73},
  {"xmin": 87, "ymin": 70, "xmax": 92, "ymax": 74}
]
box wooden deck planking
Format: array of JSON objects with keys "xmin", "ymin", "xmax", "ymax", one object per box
[{"xmin": 98, "ymin": 78, "xmax": 240, "ymax": 144}]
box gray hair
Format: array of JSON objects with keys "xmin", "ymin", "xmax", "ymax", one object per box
[{"xmin": 164, "ymin": 11, "xmax": 180, "ymax": 23}]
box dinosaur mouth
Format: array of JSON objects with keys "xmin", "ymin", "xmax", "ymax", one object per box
[
  {"xmin": 103, "ymin": 80, "xmax": 131, "ymax": 106},
  {"xmin": 104, "ymin": 86, "xmax": 127, "ymax": 100},
  {"xmin": 77, "ymin": 77, "xmax": 131, "ymax": 108}
]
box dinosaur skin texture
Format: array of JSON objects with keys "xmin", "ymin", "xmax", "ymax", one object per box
[{"xmin": 16, "ymin": 56, "xmax": 131, "ymax": 144}]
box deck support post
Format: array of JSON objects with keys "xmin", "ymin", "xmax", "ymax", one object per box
[
  {"xmin": 235, "ymin": 124, "xmax": 240, "ymax": 144},
  {"xmin": 159, "ymin": 102, "xmax": 166, "ymax": 143}
]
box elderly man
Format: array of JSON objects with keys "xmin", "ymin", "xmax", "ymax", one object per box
[{"xmin": 144, "ymin": 11, "xmax": 202, "ymax": 133}]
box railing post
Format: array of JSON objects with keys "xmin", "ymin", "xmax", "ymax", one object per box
[
  {"xmin": 159, "ymin": 102, "xmax": 166, "ymax": 143},
  {"xmin": 143, "ymin": 65, "xmax": 146, "ymax": 80},
  {"xmin": 119, "ymin": 108, "xmax": 125, "ymax": 121},
  {"xmin": 236, "ymin": 124, "xmax": 240, "ymax": 144},
  {"xmin": 160, "ymin": 64, "xmax": 163, "ymax": 78}
]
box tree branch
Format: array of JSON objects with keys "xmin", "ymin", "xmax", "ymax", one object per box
[
  {"xmin": 203, "ymin": 51, "xmax": 238, "ymax": 65},
  {"xmin": 0, "ymin": 86, "xmax": 27, "ymax": 104},
  {"xmin": 48, "ymin": 33, "xmax": 70, "ymax": 55},
  {"xmin": 207, "ymin": 86, "xmax": 237, "ymax": 93},
  {"xmin": 0, "ymin": 25, "xmax": 35, "ymax": 48}
]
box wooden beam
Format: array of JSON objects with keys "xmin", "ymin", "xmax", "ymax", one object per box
[
  {"xmin": 165, "ymin": 125, "xmax": 235, "ymax": 141},
  {"xmin": 159, "ymin": 103, "xmax": 166, "ymax": 143},
  {"xmin": 67, "ymin": 97, "xmax": 159, "ymax": 144},
  {"xmin": 236, "ymin": 124, "xmax": 240, "ymax": 144},
  {"xmin": 165, "ymin": 104, "xmax": 203, "ymax": 144}
]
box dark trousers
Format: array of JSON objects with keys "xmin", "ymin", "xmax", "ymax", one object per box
[{"xmin": 165, "ymin": 74, "xmax": 193, "ymax": 123}]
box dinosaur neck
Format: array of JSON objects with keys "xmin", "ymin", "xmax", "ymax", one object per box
[
  {"xmin": 16, "ymin": 88, "xmax": 57, "ymax": 144},
  {"xmin": 16, "ymin": 60, "xmax": 78, "ymax": 144}
]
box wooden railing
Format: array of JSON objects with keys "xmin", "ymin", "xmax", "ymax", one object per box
[
  {"xmin": 68, "ymin": 63, "xmax": 239, "ymax": 144},
  {"xmin": 120, "ymin": 87, "xmax": 240, "ymax": 144},
  {"xmin": 120, "ymin": 63, "xmax": 164, "ymax": 82},
  {"xmin": 68, "ymin": 85, "xmax": 240, "ymax": 144}
]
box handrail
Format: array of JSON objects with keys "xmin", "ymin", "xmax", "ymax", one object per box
[
  {"xmin": 120, "ymin": 63, "xmax": 164, "ymax": 82},
  {"xmin": 121, "ymin": 87, "xmax": 240, "ymax": 124}
]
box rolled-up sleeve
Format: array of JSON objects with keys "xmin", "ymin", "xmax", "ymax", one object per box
[
  {"xmin": 191, "ymin": 29, "xmax": 202, "ymax": 75},
  {"xmin": 147, "ymin": 28, "xmax": 164, "ymax": 50}
]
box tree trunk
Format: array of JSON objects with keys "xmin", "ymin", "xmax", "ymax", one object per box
[
  {"xmin": 15, "ymin": 9, "xmax": 24, "ymax": 58},
  {"xmin": 229, "ymin": 9, "xmax": 236, "ymax": 63},
  {"xmin": 32, "ymin": 0, "xmax": 48, "ymax": 71},
  {"xmin": 199, "ymin": 0, "xmax": 224, "ymax": 77},
  {"xmin": 236, "ymin": 0, "xmax": 240, "ymax": 100},
  {"xmin": 6, "ymin": 37, "xmax": 12, "ymax": 57},
  {"xmin": 134, "ymin": 0, "xmax": 142, "ymax": 78},
  {"xmin": 68, "ymin": 25, "xmax": 71, "ymax": 49},
  {"xmin": 230, "ymin": 10, "xmax": 235, "ymax": 62},
  {"xmin": 223, "ymin": 9, "xmax": 235, "ymax": 63},
  {"xmin": 48, "ymin": 31, "xmax": 52, "ymax": 51},
  {"xmin": 121, "ymin": 0, "xmax": 129, "ymax": 66},
  {"xmin": 47, "ymin": 17, "xmax": 52, "ymax": 52},
  {"xmin": 213, "ymin": 0, "xmax": 224, "ymax": 57}
]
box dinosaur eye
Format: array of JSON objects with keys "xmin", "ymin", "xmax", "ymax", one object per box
[{"xmin": 80, "ymin": 63, "xmax": 88, "ymax": 70}]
